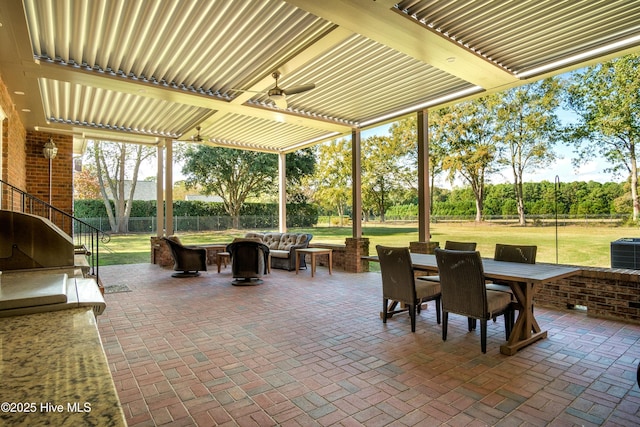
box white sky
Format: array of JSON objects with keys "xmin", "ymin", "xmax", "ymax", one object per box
[{"xmin": 140, "ymin": 113, "xmax": 619, "ymax": 187}]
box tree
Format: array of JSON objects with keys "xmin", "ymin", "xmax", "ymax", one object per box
[
  {"xmin": 430, "ymin": 96, "xmax": 500, "ymax": 222},
  {"xmin": 73, "ymin": 166, "xmax": 101, "ymax": 199},
  {"xmin": 564, "ymin": 54, "xmax": 640, "ymax": 221},
  {"xmin": 308, "ymin": 139, "xmax": 352, "ymax": 225},
  {"xmin": 89, "ymin": 140, "xmax": 155, "ymax": 233},
  {"xmin": 285, "ymin": 148, "xmax": 316, "ymax": 203},
  {"xmin": 495, "ymin": 78, "xmax": 562, "ymax": 225},
  {"xmin": 172, "ymin": 180, "xmax": 190, "ymax": 201},
  {"xmin": 181, "ymin": 146, "xmax": 278, "ymax": 229},
  {"xmin": 387, "ymin": 117, "xmax": 419, "ymax": 187},
  {"xmin": 362, "ymin": 135, "xmax": 413, "ymax": 221}
]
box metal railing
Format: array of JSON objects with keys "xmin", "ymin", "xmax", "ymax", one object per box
[{"xmin": 0, "ymin": 179, "xmax": 109, "ymax": 283}]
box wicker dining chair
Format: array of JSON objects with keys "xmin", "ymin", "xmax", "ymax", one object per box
[
  {"xmin": 417, "ymin": 241, "xmax": 477, "ymax": 284},
  {"xmin": 376, "ymin": 245, "xmax": 441, "ymax": 332},
  {"xmin": 435, "ymin": 248, "xmax": 513, "ymax": 353},
  {"xmin": 485, "ymin": 244, "xmax": 538, "ymax": 296}
]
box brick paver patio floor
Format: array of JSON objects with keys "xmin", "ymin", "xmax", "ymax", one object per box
[{"xmin": 98, "ymin": 263, "xmax": 640, "ymax": 426}]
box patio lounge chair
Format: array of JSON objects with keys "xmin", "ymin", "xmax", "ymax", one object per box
[
  {"xmin": 163, "ymin": 236, "xmax": 207, "ymax": 278},
  {"xmin": 226, "ymin": 239, "xmax": 270, "ymax": 286}
]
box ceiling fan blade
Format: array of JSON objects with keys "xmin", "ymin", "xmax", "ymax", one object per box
[
  {"xmin": 272, "ymin": 96, "xmax": 288, "ymax": 109},
  {"xmin": 283, "ymin": 83, "xmax": 315, "ymax": 95}
]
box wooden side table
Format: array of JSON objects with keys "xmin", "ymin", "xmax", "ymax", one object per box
[
  {"xmin": 216, "ymin": 252, "xmax": 230, "ymax": 273},
  {"xmin": 296, "ymin": 248, "xmax": 333, "ymax": 277},
  {"xmin": 197, "ymin": 244, "xmax": 228, "ymax": 265}
]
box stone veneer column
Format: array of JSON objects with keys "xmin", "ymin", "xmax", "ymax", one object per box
[
  {"xmin": 344, "ymin": 237, "xmax": 369, "ymax": 273},
  {"xmin": 409, "ymin": 241, "xmax": 440, "ymax": 254}
]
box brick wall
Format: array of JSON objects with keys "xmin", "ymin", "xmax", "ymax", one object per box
[
  {"xmin": 536, "ymin": 266, "xmax": 640, "ymax": 324},
  {"xmin": 0, "ymin": 76, "xmax": 73, "ymax": 231},
  {"xmin": 0, "ymin": 75, "xmax": 27, "ymax": 207},
  {"xmin": 151, "ymin": 237, "xmax": 174, "ymax": 267},
  {"xmin": 25, "ymin": 131, "xmax": 74, "ymax": 218},
  {"xmin": 345, "ymin": 237, "xmax": 370, "ymax": 273},
  {"xmin": 409, "ymin": 241, "xmax": 440, "ymax": 254},
  {"xmin": 309, "ymin": 242, "xmax": 346, "ymax": 269}
]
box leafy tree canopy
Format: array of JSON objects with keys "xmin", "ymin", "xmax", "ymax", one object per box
[
  {"xmin": 564, "ymin": 53, "xmax": 640, "ymax": 220},
  {"xmin": 181, "ymin": 146, "xmax": 278, "ymax": 228}
]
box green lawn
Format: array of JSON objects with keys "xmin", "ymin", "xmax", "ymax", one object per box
[{"xmin": 97, "ymin": 222, "xmax": 638, "ymax": 268}]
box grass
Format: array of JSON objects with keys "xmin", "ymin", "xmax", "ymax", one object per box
[{"xmin": 97, "ymin": 222, "xmax": 638, "ymax": 268}]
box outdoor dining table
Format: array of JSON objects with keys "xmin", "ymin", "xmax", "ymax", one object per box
[{"xmin": 407, "ymin": 253, "xmax": 581, "ymax": 355}]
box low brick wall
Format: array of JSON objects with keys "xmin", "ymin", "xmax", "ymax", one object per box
[
  {"xmin": 409, "ymin": 241, "xmax": 440, "ymax": 254},
  {"xmin": 309, "ymin": 238, "xmax": 370, "ymax": 273},
  {"xmin": 309, "ymin": 242, "xmax": 346, "ymax": 270},
  {"xmin": 536, "ymin": 266, "xmax": 640, "ymax": 324},
  {"xmin": 150, "ymin": 236, "xmax": 173, "ymax": 267}
]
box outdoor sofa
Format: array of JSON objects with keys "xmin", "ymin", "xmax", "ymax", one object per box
[{"xmin": 244, "ymin": 232, "xmax": 312, "ymax": 271}]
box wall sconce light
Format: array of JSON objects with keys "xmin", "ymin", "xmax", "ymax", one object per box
[{"xmin": 43, "ymin": 138, "xmax": 58, "ymax": 159}]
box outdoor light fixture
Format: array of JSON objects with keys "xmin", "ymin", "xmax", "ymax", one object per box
[
  {"xmin": 43, "ymin": 138, "xmax": 58, "ymax": 159},
  {"xmin": 43, "ymin": 137, "xmax": 58, "ymax": 214}
]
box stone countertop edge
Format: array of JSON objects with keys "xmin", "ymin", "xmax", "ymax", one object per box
[{"xmin": 0, "ymin": 307, "xmax": 127, "ymax": 426}]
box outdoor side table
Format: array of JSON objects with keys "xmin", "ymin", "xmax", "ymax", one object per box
[
  {"xmin": 296, "ymin": 248, "xmax": 333, "ymax": 277},
  {"xmin": 216, "ymin": 252, "xmax": 230, "ymax": 273},
  {"xmin": 197, "ymin": 244, "xmax": 228, "ymax": 265}
]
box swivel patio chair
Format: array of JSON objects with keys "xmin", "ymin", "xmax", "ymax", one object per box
[
  {"xmin": 163, "ymin": 236, "xmax": 207, "ymax": 278},
  {"xmin": 226, "ymin": 239, "xmax": 270, "ymax": 286},
  {"xmin": 435, "ymin": 248, "xmax": 513, "ymax": 353},
  {"xmin": 376, "ymin": 245, "xmax": 441, "ymax": 332}
]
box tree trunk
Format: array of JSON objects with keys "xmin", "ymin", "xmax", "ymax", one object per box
[
  {"xmin": 631, "ymin": 149, "xmax": 639, "ymax": 222},
  {"xmin": 471, "ymin": 177, "xmax": 484, "ymax": 223},
  {"xmin": 516, "ymin": 179, "xmax": 526, "ymax": 225},
  {"xmin": 475, "ymin": 198, "xmax": 483, "ymax": 222},
  {"xmin": 116, "ymin": 148, "xmax": 128, "ymax": 233}
]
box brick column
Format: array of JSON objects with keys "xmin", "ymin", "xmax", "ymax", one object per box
[
  {"xmin": 344, "ymin": 237, "xmax": 369, "ymax": 273},
  {"xmin": 150, "ymin": 236, "xmax": 173, "ymax": 266},
  {"xmin": 409, "ymin": 241, "xmax": 439, "ymax": 254}
]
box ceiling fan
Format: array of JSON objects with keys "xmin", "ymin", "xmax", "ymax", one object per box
[
  {"xmin": 235, "ymin": 71, "xmax": 315, "ymax": 109},
  {"xmin": 191, "ymin": 126, "xmax": 204, "ymax": 142}
]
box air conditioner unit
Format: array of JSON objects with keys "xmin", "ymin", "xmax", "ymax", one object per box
[{"xmin": 611, "ymin": 238, "xmax": 640, "ymax": 269}]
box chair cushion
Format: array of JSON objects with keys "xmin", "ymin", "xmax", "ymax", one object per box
[
  {"xmin": 486, "ymin": 283, "xmax": 514, "ymax": 294},
  {"xmin": 269, "ymin": 249, "xmax": 290, "ymax": 259},
  {"xmin": 415, "ymin": 280, "xmax": 441, "ymax": 300},
  {"xmin": 262, "ymin": 233, "xmax": 283, "ymax": 249},
  {"xmin": 417, "ymin": 275, "xmax": 440, "ymax": 283},
  {"xmin": 244, "ymin": 232, "xmax": 264, "ymax": 242},
  {"xmin": 486, "ymin": 290, "xmax": 512, "ymax": 317},
  {"xmin": 277, "ymin": 233, "xmax": 308, "ymax": 250}
]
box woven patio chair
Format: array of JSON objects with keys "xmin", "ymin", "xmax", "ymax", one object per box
[
  {"xmin": 376, "ymin": 245, "xmax": 441, "ymax": 332},
  {"xmin": 435, "ymin": 248, "xmax": 513, "ymax": 353}
]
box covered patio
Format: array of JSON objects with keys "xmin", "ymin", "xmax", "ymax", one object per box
[{"xmin": 99, "ymin": 263, "xmax": 640, "ymax": 426}]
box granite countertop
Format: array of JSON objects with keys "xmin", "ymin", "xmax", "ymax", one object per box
[{"xmin": 0, "ymin": 308, "xmax": 126, "ymax": 426}]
